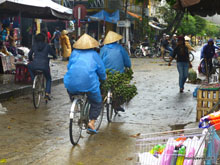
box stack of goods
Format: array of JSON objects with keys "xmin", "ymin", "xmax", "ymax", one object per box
[
  {"xmin": 199, "ymin": 110, "xmax": 220, "ymax": 130},
  {"xmin": 101, "ymin": 68, "xmax": 137, "ymax": 105},
  {"xmin": 138, "ymin": 134, "xmax": 206, "ymax": 165},
  {"xmin": 199, "ymin": 83, "xmax": 220, "ymax": 91}
]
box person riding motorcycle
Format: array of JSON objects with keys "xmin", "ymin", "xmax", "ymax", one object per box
[
  {"xmin": 140, "ymin": 35, "xmax": 150, "ymax": 56},
  {"xmin": 162, "ymin": 35, "xmax": 173, "ymax": 58},
  {"xmin": 200, "ymin": 39, "xmax": 220, "ymax": 74}
]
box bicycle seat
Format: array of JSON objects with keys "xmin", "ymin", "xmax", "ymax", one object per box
[
  {"xmin": 70, "ymin": 92, "xmax": 88, "ymax": 96},
  {"xmin": 34, "ymin": 70, "xmax": 44, "ymax": 74}
]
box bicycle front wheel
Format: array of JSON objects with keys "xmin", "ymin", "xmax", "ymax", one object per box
[
  {"xmin": 106, "ymin": 103, "xmax": 113, "ymax": 122},
  {"xmin": 33, "ymin": 75, "xmax": 42, "ymax": 109},
  {"xmin": 69, "ymin": 99, "xmax": 82, "ymax": 145},
  {"xmin": 163, "ymin": 51, "xmax": 170, "ymax": 62},
  {"xmin": 189, "ymin": 52, "xmax": 194, "ymax": 62},
  {"xmin": 134, "ymin": 49, "xmax": 143, "ymax": 58}
]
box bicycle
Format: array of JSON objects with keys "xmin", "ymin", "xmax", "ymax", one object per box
[
  {"xmin": 69, "ymin": 93, "xmax": 104, "ymax": 145},
  {"xmin": 32, "ymin": 70, "xmax": 47, "ymax": 109},
  {"xmin": 134, "ymin": 44, "xmax": 158, "ymax": 58}
]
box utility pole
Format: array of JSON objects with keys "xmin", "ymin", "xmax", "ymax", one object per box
[
  {"xmin": 125, "ymin": 0, "xmax": 128, "ymax": 19},
  {"xmin": 124, "ymin": 0, "xmax": 128, "ymax": 45}
]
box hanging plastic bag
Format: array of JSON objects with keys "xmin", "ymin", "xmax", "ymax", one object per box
[{"xmin": 206, "ymin": 128, "xmax": 220, "ymax": 164}]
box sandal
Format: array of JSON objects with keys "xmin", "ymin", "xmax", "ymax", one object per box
[{"xmin": 87, "ymin": 128, "xmax": 98, "ymax": 134}]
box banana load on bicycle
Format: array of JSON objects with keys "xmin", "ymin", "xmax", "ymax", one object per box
[
  {"xmin": 199, "ymin": 39, "xmax": 220, "ymax": 75},
  {"xmin": 64, "ymin": 33, "xmax": 106, "ymax": 134},
  {"xmin": 28, "ymin": 33, "xmax": 57, "ymax": 101},
  {"xmin": 100, "ymin": 31, "xmax": 137, "ymax": 112}
]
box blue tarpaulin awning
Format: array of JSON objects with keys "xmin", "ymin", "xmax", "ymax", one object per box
[{"xmin": 89, "ymin": 10, "xmax": 119, "ymax": 24}]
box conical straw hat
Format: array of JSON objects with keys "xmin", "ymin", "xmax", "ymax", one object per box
[
  {"xmin": 103, "ymin": 31, "xmax": 123, "ymax": 45},
  {"xmin": 73, "ymin": 33, "xmax": 99, "ymax": 49}
]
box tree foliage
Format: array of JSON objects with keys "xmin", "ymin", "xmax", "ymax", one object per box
[{"xmin": 177, "ymin": 14, "xmax": 196, "ymax": 36}]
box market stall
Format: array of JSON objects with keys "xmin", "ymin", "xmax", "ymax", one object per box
[{"xmin": 0, "ymin": 0, "xmax": 72, "ymax": 83}]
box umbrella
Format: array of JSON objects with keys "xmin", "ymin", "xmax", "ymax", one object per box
[{"xmin": 0, "ymin": 0, "xmax": 72, "ymax": 20}]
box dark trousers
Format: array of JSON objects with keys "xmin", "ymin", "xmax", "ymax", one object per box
[{"xmin": 28, "ymin": 64, "xmax": 52, "ymax": 94}]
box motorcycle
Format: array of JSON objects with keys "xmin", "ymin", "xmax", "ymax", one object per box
[{"xmin": 134, "ymin": 42, "xmax": 160, "ymax": 58}]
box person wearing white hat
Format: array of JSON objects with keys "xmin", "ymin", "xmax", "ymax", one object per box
[
  {"xmin": 171, "ymin": 34, "xmax": 177, "ymax": 49},
  {"xmin": 100, "ymin": 31, "xmax": 131, "ymax": 112},
  {"xmin": 64, "ymin": 33, "xmax": 106, "ymax": 133},
  {"xmin": 184, "ymin": 36, "xmax": 196, "ymax": 52}
]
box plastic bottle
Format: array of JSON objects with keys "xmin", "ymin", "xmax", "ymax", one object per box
[
  {"xmin": 176, "ymin": 145, "xmax": 186, "ymax": 165},
  {"xmin": 170, "ymin": 146, "xmax": 179, "ymax": 165}
]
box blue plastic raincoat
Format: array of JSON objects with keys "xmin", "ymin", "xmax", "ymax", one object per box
[
  {"xmin": 100, "ymin": 42, "xmax": 131, "ymax": 73},
  {"xmin": 200, "ymin": 39, "xmax": 219, "ymax": 59},
  {"xmin": 64, "ymin": 49, "xmax": 106, "ymax": 97}
]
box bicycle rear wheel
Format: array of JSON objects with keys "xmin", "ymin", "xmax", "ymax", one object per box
[
  {"xmin": 33, "ymin": 75, "xmax": 42, "ymax": 109},
  {"xmin": 69, "ymin": 99, "xmax": 82, "ymax": 145}
]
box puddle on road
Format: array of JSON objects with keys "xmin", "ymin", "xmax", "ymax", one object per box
[
  {"xmin": 0, "ymin": 105, "xmax": 7, "ymax": 115},
  {"xmin": 135, "ymin": 70, "xmax": 151, "ymax": 72},
  {"xmin": 159, "ymin": 64, "xmax": 168, "ymax": 66},
  {"xmin": 169, "ymin": 123, "xmax": 193, "ymax": 130}
]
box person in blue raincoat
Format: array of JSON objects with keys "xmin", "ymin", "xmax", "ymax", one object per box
[
  {"xmin": 200, "ymin": 39, "xmax": 220, "ymax": 74},
  {"xmin": 28, "ymin": 33, "xmax": 56, "ymax": 100},
  {"xmin": 100, "ymin": 31, "xmax": 131, "ymax": 112},
  {"xmin": 64, "ymin": 33, "xmax": 106, "ymax": 133}
]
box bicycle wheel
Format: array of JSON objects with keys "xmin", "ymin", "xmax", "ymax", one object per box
[
  {"xmin": 106, "ymin": 103, "xmax": 113, "ymax": 122},
  {"xmin": 134, "ymin": 49, "xmax": 143, "ymax": 58},
  {"xmin": 189, "ymin": 52, "xmax": 194, "ymax": 62},
  {"xmin": 69, "ymin": 99, "xmax": 82, "ymax": 145},
  {"xmin": 33, "ymin": 75, "xmax": 42, "ymax": 109},
  {"xmin": 94, "ymin": 104, "xmax": 104, "ymax": 131},
  {"xmin": 163, "ymin": 51, "xmax": 170, "ymax": 62}
]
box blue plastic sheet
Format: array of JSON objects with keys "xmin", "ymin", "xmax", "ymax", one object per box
[{"xmin": 89, "ymin": 10, "xmax": 119, "ymax": 24}]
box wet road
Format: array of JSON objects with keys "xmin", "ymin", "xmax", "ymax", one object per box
[{"xmin": 0, "ymin": 49, "xmax": 202, "ymax": 165}]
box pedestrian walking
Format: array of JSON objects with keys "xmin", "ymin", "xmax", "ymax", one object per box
[
  {"xmin": 168, "ymin": 36, "xmax": 192, "ymax": 93},
  {"xmin": 60, "ymin": 30, "xmax": 71, "ymax": 61},
  {"xmin": 51, "ymin": 27, "xmax": 61, "ymax": 57},
  {"xmin": 64, "ymin": 33, "xmax": 106, "ymax": 133},
  {"xmin": 100, "ymin": 31, "xmax": 131, "ymax": 111}
]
